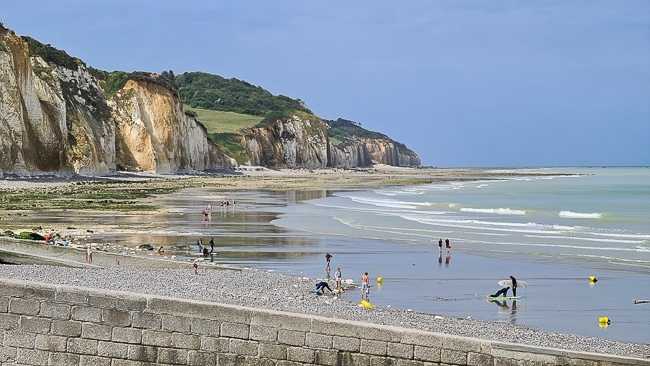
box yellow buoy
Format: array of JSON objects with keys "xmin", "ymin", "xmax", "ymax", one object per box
[
  {"xmin": 377, "ymin": 277, "xmax": 383, "ymax": 287},
  {"xmin": 589, "ymin": 275, "xmax": 597, "ymax": 283},
  {"xmin": 598, "ymin": 316, "xmax": 610, "ymax": 327},
  {"xmin": 361, "ymin": 300, "xmax": 373, "ymax": 309}
]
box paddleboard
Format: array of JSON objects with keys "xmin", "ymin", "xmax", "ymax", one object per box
[
  {"xmin": 486, "ymin": 295, "xmax": 521, "ymax": 301},
  {"xmin": 498, "ymin": 279, "xmax": 527, "ymax": 288}
]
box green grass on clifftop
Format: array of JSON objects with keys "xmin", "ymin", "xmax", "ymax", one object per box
[{"xmin": 184, "ymin": 105, "xmax": 262, "ymax": 134}]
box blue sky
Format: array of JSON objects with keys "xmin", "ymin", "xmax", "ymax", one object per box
[{"xmin": 2, "ymin": 1, "xmax": 648, "ymax": 167}]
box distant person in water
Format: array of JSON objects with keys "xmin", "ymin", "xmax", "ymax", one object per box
[
  {"xmin": 445, "ymin": 238, "xmax": 451, "ymax": 252},
  {"xmin": 438, "ymin": 238, "xmax": 443, "ymax": 252},
  {"xmin": 489, "ymin": 287, "xmax": 509, "ymax": 298},
  {"xmin": 315, "ymin": 281, "xmax": 333, "ymax": 294}
]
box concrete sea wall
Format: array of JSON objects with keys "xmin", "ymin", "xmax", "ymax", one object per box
[{"xmin": 0, "ymin": 278, "xmax": 645, "ymax": 366}]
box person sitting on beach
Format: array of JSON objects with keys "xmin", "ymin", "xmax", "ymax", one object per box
[
  {"xmin": 315, "ymin": 281, "xmax": 333, "ymax": 294},
  {"xmin": 489, "ymin": 287, "xmax": 509, "ymax": 298}
]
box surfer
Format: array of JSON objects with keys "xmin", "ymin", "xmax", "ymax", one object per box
[
  {"xmin": 315, "ymin": 281, "xmax": 333, "ymax": 294},
  {"xmin": 510, "ymin": 275, "xmax": 518, "ymax": 297},
  {"xmin": 489, "ymin": 286, "xmax": 509, "ymax": 298}
]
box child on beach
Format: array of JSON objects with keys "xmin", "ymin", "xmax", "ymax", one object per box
[{"xmin": 335, "ymin": 268, "xmax": 342, "ymax": 290}]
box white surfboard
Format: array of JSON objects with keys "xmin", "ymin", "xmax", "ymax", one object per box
[{"xmin": 498, "ymin": 279, "xmax": 527, "ymax": 288}]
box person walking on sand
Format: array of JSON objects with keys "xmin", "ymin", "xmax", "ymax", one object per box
[
  {"xmin": 438, "ymin": 238, "xmax": 443, "ymax": 252},
  {"xmin": 209, "ymin": 238, "xmax": 214, "ymax": 253},
  {"xmin": 361, "ymin": 272, "xmax": 370, "ymax": 300},
  {"xmin": 193, "ymin": 262, "xmax": 198, "ymax": 275},
  {"xmin": 445, "ymin": 238, "xmax": 451, "ymax": 252},
  {"xmin": 197, "ymin": 238, "xmax": 203, "ymax": 253},
  {"xmin": 86, "ymin": 245, "xmax": 93, "ymax": 264}
]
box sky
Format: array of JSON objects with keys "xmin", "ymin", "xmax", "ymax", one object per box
[{"xmin": 1, "ymin": 1, "xmax": 649, "ymax": 167}]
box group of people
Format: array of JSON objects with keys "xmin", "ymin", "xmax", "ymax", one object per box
[
  {"xmin": 438, "ymin": 238, "xmax": 451, "ymax": 253},
  {"xmin": 196, "ymin": 237, "xmax": 216, "ymax": 256},
  {"xmin": 315, "ymin": 252, "xmax": 370, "ymax": 300}
]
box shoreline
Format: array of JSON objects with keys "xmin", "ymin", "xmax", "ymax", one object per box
[{"xmin": 1, "ymin": 167, "xmax": 648, "ymax": 359}]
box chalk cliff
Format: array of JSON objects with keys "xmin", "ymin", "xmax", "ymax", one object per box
[{"xmin": 0, "ymin": 24, "xmax": 420, "ymax": 176}]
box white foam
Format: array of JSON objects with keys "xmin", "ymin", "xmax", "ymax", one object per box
[
  {"xmin": 559, "ymin": 211, "xmax": 603, "ymax": 219},
  {"xmin": 460, "ymin": 207, "xmax": 529, "ymax": 215}
]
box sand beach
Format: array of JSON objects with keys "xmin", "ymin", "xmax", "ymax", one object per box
[{"xmin": 0, "ymin": 166, "xmax": 648, "ymax": 360}]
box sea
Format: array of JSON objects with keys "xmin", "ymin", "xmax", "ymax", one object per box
[{"xmin": 74, "ymin": 166, "xmax": 650, "ymax": 343}]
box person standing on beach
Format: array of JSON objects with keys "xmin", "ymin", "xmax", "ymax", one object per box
[
  {"xmin": 86, "ymin": 245, "xmax": 92, "ymax": 264},
  {"xmin": 445, "ymin": 238, "xmax": 451, "ymax": 252},
  {"xmin": 193, "ymin": 262, "xmax": 198, "ymax": 275},
  {"xmin": 209, "ymin": 238, "xmax": 215, "ymax": 253},
  {"xmin": 335, "ymin": 268, "xmax": 342, "ymax": 290},
  {"xmin": 361, "ymin": 272, "xmax": 369, "ymax": 300},
  {"xmin": 510, "ymin": 275, "xmax": 518, "ymax": 297},
  {"xmin": 197, "ymin": 238, "xmax": 203, "ymax": 253},
  {"xmin": 438, "ymin": 238, "xmax": 443, "ymax": 252}
]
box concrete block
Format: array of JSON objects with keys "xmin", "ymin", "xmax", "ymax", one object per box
[
  {"xmin": 347, "ymin": 352, "xmax": 371, "ymax": 366},
  {"xmin": 39, "ymin": 301, "xmax": 71, "ymax": 319},
  {"xmin": 127, "ymin": 344, "xmax": 158, "ymax": 362},
  {"xmin": 441, "ymin": 348, "xmax": 467, "ymax": 365},
  {"xmin": 414, "ymin": 345, "xmax": 440, "ymax": 363},
  {"xmin": 360, "ymin": 339, "xmax": 388, "ymax": 356},
  {"xmin": 188, "ymin": 350, "xmax": 216, "ymax": 366},
  {"xmin": 442, "ymin": 335, "xmax": 484, "ymax": 353},
  {"xmin": 112, "ymin": 327, "xmax": 142, "ymax": 344},
  {"xmin": 5, "ymin": 331, "xmax": 36, "ymax": 348},
  {"xmin": 396, "ymin": 360, "xmax": 427, "ymax": 366},
  {"xmin": 55, "ymin": 287, "xmax": 89, "ymax": 305},
  {"xmin": 157, "ymin": 347, "xmax": 188, "ymax": 365},
  {"xmin": 171, "ymin": 332, "xmax": 201, "ymax": 349},
  {"xmin": 468, "ymin": 351, "xmax": 494, "ymax": 366},
  {"xmin": 51, "ymin": 319, "xmax": 82, "ymax": 337},
  {"xmin": 89, "ymin": 294, "xmax": 119, "ymax": 309},
  {"xmin": 218, "ymin": 354, "xmax": 249, "ymax": 366},
  {"xmin": 22, "ymin": 284, "xmax": 56, "ymax": 301},
  {"xmin": 259, "ymin": 342, "xmax": 288, "ymax": 360},
  {"xmin": 251, "ymin": 310, "xmax": 312, "ymax": 332},
  {"xmin": 314, "ymin": 349, "xmax": 340, "ymax": 366},
  {"xmin": 221, "ymin": 321, "xmax": 250, "ymax": 339},
  {"xmin": 369, "ymin": 355, "xmax": 398, "ymax": 366},
  {"xmin": 82, "ymin": 323, "xmax": 113, "ymax": 341},
  {"xmin": 111, "ymin": 359, "xmax": 149, "ymax": 366},
  {"xmin": 131, "ymin": 311, "xmax": 161, "ymax": 329},
  {"xmin": 35, "ymin": 333, "xmax": 67, "ymax": 352},
  {"xmin": 161, "ymin": 314, "xmax": 192, "ymax": 333},
  {"xmin": 142, "ymin": 329, "xmax": 172, "ymax": 347},
  {"xmin": 97, "ymin": 340, "xmax": 129, "ymax": 359},
  {"xmin": 0, "ymin": 313, "xmax": 20, "ymax": 330},
  {"xmin": 401, "ymin": 331, "xmax": 444, "ymax": 348},
  {"xmin": 67, "ymin": 337, "xmax": 99, "ymax": 355},
  {"xmin": 278, "ymin": 329, "xmax": 306, "ymax": 346},
  {"xmin": 19, "ymin": 315, "xmax": 51, "ymax": 333},
  {"xmin": 388, "ymin": 342, "xmax": 414, "ymax": 359},
  {"xmin": 115, "ymin": 294, "xmax": 147, "ymax": 312},
  {"xmin": 0, "ymin": 345, "xmax": 16, "ymax": 363},
  {"xmin": 305, "ymin": 332, "xmax": 333, "ymax": 349},
  {"xmin": 48, "ymin": 352, "xmax": 81, "ymax": 366},
  {"xmin": 190, "ymin": 317, "xmax": 220, "ymax": 336},
  {"xmin": 250, "ymin": 324, "xmax": 278, "ymax": 342},
  {"xmin": 0, "ymin": 296, "xmax": 9, "ymax": 312},
  {"xmin": 102, "ymin": 308, "xmax": 132, "ymax": 326},
  {"xmin": 71, "ymin": 305, "xmax": 102, "ymax": 322},
  {"xmin": 8, "ymin": 297, "xmax": 40, "ymax": 315},
  {"xmin": 15, "ymin": 347, "xmax": 49, "ymax": 365},
  {"xmin": 333, "ymin": 335, "xmax": 361, "ymax": 352},
  {"xmin": 78, "ymin": 355, "xmax": 111, "ymax": 366},
  {"xmin": 200, "ymin": 335, "xmax": 230, "ymax": 352},
  {"xmin": 230, "ymin": 338, "xmax": 260, "ymax": 356},
  {"xmin": 287, "ymin": 346, "xmax": 315, "ymax": 363}
]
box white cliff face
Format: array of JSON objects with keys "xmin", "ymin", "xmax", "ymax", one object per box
[
  {"xmin": 0, "ymin": 29, "xmax": 69, "ymax": 174},
  {"xmin": 241, "ymin": 114, "xmax": 329, "ymax": 169},
  {"xmin": 328, "ymin": 138, "xmax": 421, "ymax": 168},
  {"xmin": 110, "ymin": 80, "xmax": 235, "ymax": 173}
]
